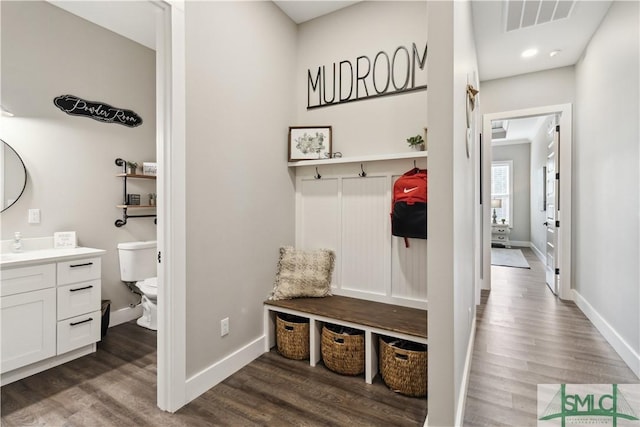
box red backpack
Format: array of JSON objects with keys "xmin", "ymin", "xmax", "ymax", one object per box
[{"xmin": 391, "ymin": 168, "xmax": 427, "ymax": 247}]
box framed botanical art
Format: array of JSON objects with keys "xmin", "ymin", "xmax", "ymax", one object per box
[{"xmin": 288, "ymin": 126, "xmax": 332, "ymax": 161}]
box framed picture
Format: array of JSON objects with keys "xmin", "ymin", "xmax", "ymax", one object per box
[{"xmin": 288, "ymin": 126, "xmax": 332, "ymax": 161}]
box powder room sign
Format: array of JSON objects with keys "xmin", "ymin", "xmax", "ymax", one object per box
[
  {"xmin": 53, "ymin": 95, "xmax": 143, "ymax": 128},
  {"xmin": 307, "ymin": 41, "xmax": 427, "ymax": 110}
]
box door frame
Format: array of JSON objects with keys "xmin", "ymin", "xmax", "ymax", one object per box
[
  {"xmin": 482, "ymin": 103, "xmax": 572, "ymax": 300},
  {"xmin": 154, "ymin": 0, "xmax": 187, "ymax": 412}
]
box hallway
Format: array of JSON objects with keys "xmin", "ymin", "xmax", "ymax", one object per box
[{"xmin": 463, "ymin": 248, "xmax": 639, "ymax": 426}]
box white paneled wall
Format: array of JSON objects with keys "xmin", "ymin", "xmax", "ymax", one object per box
[{"xmin": 294, "ymin": 159, "xmax": 427, "ymax": 309}]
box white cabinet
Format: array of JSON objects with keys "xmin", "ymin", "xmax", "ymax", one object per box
[
  {"xmin": 0, "ymin": 248, "xmax": 104, "ymax": 384},
  {"xmin": 491, "ymin": 223, "xmax": 511, "ymax": 248},
  {"xmin": 1, "ymin": 288, "xmax": 56, "ymax": 373}
]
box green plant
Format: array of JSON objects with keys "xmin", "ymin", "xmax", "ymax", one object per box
[
  {"xmin": 406, "ymin": 135, "xmax": 424, "ymax": 147},
  {"xmin": 126, "ymin": 161, "xmax": 138, "ymax": 169}
]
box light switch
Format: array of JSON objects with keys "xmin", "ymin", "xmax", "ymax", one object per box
[{"xmin": 28, "ymin": 209, "xmax": 40, "ymax": 224}]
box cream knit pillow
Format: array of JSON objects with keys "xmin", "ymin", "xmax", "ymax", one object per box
[{"xmin": 269, "ymin": 247, "xmax": 335, "ymax": 300}]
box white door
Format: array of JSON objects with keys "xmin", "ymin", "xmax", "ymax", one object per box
[{"xmin": 545, "ymin": 119, "xmax": 560, "ymax": 294}]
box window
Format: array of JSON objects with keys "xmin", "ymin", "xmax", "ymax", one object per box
[{"xmin": 491, "ymin": 160, "xmax": 513, "ymax": 226}]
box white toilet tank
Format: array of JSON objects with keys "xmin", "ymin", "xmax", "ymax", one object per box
[{"xmin": 117, "ymin": 241, "xmax": 157, "ymax": 282}]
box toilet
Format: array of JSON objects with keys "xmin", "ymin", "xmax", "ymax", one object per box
[{"xmin": 117, "ymin": 241, "xmax": 158, "ymax": 330}]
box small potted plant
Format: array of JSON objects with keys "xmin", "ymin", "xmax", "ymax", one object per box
[
  {"xmin": 126, "ymin": 161, "xmax": 138, "ymax": 175},
  {"xmin": 407, "ymin": 134, "xmax": 425, "ymax": 151}
]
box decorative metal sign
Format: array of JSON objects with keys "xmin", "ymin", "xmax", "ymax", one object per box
[
  {"xmin": 53, "ymin": 94, "xmax": 143, "ymax": 127},
  {"xmin": 307, "ymin": 42, "xmax": 427, "ymax": 110}
]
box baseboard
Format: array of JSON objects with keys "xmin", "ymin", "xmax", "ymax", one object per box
[
  {"xmin": 109, "ymin": 305, "xmax": 143, "ymax": 327},
  {"xmin": 509, "ymin": 240, "xmax": 530, "ymax": 247},
  {"xmin": 529, "ymin": 242, "xmax": 545, "ymax": 263},
  {"xmin": 573, "ymin": 290, "xmax": 640, "ymax": 378},
  {"xmin": 454, "ymin": 315, "xmax": 477, "ymax": 426},
  {"xmin": 185, "ymin": 336, "xmax": 265, "ymax": 404}
]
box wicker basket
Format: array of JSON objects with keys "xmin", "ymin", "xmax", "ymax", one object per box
[
  {"xmin": 379, "ymin": 336, "xmax": 427, "ymax": 397},
  {"xmin": 276, "ymin": 313, "xmax": 310, "ymax": 360},
  {"xmin": 321, "ymin": 323, "xmax": 365, "ymax": 375}
]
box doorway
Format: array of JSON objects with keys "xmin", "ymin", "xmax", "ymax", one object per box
[
  {"xmin": 44, "ymin": 0, "xmax": 187, "ymax": 412},
  {"xmin": 482, "ymin": 104, "xmax": 572, "ymax": 300}
]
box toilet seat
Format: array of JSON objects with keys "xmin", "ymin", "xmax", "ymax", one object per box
[{"xmin": 137, "ymin": 277, "xmax": 157, "ymax": 298}]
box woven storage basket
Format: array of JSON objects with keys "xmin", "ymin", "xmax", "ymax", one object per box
[
  {"xmin": 321, "ymin": 323, "xmax": 365, "ymax": 375},
  {"xmin": 276, "ymin": 313, "xmax": 310, "ymax": 360},
  {"xmin": 379, "ymin": 336, "xmax": 427, "ymax": 397}
]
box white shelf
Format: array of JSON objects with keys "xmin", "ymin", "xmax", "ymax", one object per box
[{"xmin": 287, "ymin": 151, "xmax": 427, "ymax": 167}]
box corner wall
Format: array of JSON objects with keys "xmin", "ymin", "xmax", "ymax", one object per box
[
  {"xmin": 574, "ymin": 0, "xmax": 640, "ymax": 376},
  {"xmin": 427, "ymin": 1, "xmax": 479, "ymax": 424},
  {"xmin": 184, "ymin": 1, "xmax": 297, "ymax": 381}
]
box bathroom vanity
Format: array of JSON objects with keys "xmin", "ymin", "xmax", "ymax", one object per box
[{"xmin": 0, "ymin": 246, "xmax": 105, "ymax": 385}]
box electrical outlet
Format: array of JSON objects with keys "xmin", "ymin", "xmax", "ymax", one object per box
[
  {"xmin": 28, "ymin": 209, "xmax": 40, "ymax": 224},
  {"xmin": 221, "ymin": 317, "xmax": 229, "ymax": 336}
]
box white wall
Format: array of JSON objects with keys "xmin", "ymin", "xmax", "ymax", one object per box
[
  {"xmin": 574, "ymin": 1, "xmax": 639, "ymax": 374},
  {"xmin": 480, "ymin": 66, "xmax": 575, "ymax": 115},
  {"xmin": 427, "ymin": 1, "xmax": 479, "ymax": 424},
  {"xmin": 492, "ymin": 143, "xmax": 531, "ymax": 243},
  {"xmin": 0, "ymin": 1, "xmax": 156, "ymax": 313},
  {"xmin": 296, "ymin": 1, "xmax": 427, "ymax": 156},
  {"xmin": 292, "ymin": 1, "xmax": 428, "ymax": 309},
  {"xmin": 184, "ymin": 1, "xmax": 297, "ymax": 379}
]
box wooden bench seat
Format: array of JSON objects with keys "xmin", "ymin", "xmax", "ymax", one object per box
[{"xmin": 263, "ymin": 295, "xmax": 427, "ymax": 385}]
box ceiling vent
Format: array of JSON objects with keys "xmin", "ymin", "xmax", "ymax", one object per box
[{"xmin": 505, "ymin": 0, "xmax": 576, "ymax": 32}]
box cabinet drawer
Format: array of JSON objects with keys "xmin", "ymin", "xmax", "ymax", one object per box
[
  {"xmin": 494, "ymin": 235, "xmax": 507, "ymax": 241},
  {"xmin": 1, "ymin": 264, "xmax": 56, "ymax": 297},
  {"xmin": 57, "ymin": 280, "xmax": 101, "ymax": 320},
  {"xmin": 1, "ymin": 288, "xmax": 56, "ymax": 373},
  {"xmin": 494, "ymin": 228, "xmax": 508, "ymax": 234},
  {"xmin": 57, "ymin": 258, "xmax": 101, "ymax": 285},
  {"xmin": 57, "ymin": 309, "xmax": 101, "ymax": 354}
]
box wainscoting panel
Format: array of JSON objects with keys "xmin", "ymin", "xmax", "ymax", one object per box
[
  {"xmin": 391, "ymin": 237, "xmax": 428, "ymax": 301},
  {"xmin": 294, "ymin": 159, "xmax": 427, "ymax": 309},
  {"xmin": 298, "ymin": 178, "xmax": 341, "ymax": 284},
  {"xmin": 340, "ymin": 176, "xmax": 389, "ymax": 296}
]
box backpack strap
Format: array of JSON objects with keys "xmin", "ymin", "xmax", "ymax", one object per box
[{"xmin": 404, "ymin": 237, "xmax": 410, "ymax": 248}]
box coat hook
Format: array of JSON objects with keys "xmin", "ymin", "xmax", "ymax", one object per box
[
  {"xmin": 315, "ymin": 167, "xmax": 322, "ymax": 179},
  {"xmin": 359, "ymin": 163, "xmax": 367, "ymax": 177}
]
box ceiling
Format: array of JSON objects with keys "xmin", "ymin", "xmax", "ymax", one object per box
[
  {"xmin": 273, "ymin": 1, "xmax": 360, "ymax": 24},
  {"xmin": 47, "ymin": 0, "xmax": 611, "ymax": 145},
  {"xmin": 491, "ymin": 116, "xmax": 549, "ymax": 146},
  {"xmin": 47, "ymin": 1, "xmax": 612, "ymax": 83},
  {"xmin": 471, "ymin": 0, "xmax": 612, "ymax": 81}
]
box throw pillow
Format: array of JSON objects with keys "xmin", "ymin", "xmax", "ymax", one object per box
[{"xmin": 269, "ymin": 246, "xmax": 335, "ymax": 300}]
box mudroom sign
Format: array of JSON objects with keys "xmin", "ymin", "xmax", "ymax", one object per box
[
  {"xmin": 53, "ymin": 95, "xmax": 143, "ymax": 127},
  {"xmin": 307, "ymin": 41, "xmax": 427, "ymax": 110}
]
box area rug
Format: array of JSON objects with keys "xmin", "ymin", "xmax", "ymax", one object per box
[{"xmin": 491, "ymin": 248, "xmax": 530, "ymax": 269}]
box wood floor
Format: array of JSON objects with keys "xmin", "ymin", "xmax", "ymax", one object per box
[
  {"xmin": 463, "ymin": 247, "xmax": 639, "ymax": 426},
  {"xmin": 1, "ymin": 321, "xmax": 427, "ymax": 426}
]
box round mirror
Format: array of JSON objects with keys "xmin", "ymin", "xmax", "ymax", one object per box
[{"xmin": 1, "ymin": 140, "xmax": 27, "ymax": 212}]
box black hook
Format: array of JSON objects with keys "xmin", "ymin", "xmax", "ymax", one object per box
[
  {"xmin": 358, "ymin": 163, "xmax": 367, "ymax": 177},
  {"xmin": 315, "ymin": 167, "xmax": 321, "ymax": 179}
]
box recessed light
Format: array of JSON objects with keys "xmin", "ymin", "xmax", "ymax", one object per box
[
  {"xmin": 549, "ymin": 50, "xmax": 561, "ymax": 57},
  {"xmin": 521, "ymin": 48, "xmax": 538, "ymax": 58}
]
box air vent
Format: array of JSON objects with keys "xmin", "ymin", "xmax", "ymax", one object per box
[{"xmin": 505, "ymin": 0, "xmax": 576, "ymax": 32}]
